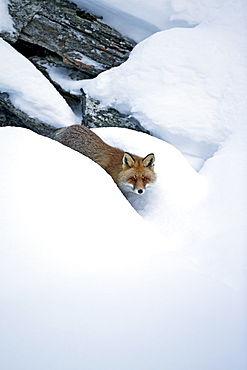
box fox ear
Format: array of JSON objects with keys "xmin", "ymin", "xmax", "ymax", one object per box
[
  {"xmin": 122, "ymin": 152, "xmax": 135, "ymax": 168},
  {"xmin": 142, "ymin": 153, "xmax": 155, "ymax": 167}
]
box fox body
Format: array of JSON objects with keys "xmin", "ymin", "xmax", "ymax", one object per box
[{"xmin": 52, "ymin": 125, "xmax": 156, "ymax": 194}]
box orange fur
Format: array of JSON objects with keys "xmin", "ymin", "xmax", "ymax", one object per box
[{"xmin": 52, "ymin": 125, "xmax": 156, "ymax": 194}]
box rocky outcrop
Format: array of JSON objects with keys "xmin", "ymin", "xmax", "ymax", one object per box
[
  {"xmin": 0, "ymin": 89, "xmax": 149, "ymax": 135},
  {"xmin": 84, "ymin": 95, "xmax": 149, "ymax": 133},
  {"xmin": 5, "ymin": 0, "xmax": 134, "ymax": 78},
  {"xmin": 0, "ymin": 0, "xmax": 148, "ymax": 134}
]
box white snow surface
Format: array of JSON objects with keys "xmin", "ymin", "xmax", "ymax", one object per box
[
  {"xmin": 0, "ymin": 39, "xmax": 79, "ymax": 127},
  {"xmin": 78, "ymin": 0, "xmax": 247, "ymax": 159},
  {"xmin": 0, "ymin": 0, "xmax": 14, "ymax": 33},
  {"xmin": 71, "ymin": 0, "xmax": 183, "ymax": 43},
  {"xmin": 0, "ymin": 126, "xmax": 246, "ymax": 370},
  {"xmin": 1, "ymin": 0, "xmax": 247, "ymax": 369}
]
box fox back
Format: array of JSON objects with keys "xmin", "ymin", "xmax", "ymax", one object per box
[{"xmin": 52, "ymin": 125, "xmax": 156, "ymax": 195}]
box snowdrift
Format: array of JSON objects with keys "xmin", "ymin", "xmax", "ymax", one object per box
[
  {"xmin": 0, "ymin": 127, "xmax": 246, "ymax": 370},
  {"xmin": 0, "ymin": 0, "xmax": 247, "ymax": 368}
]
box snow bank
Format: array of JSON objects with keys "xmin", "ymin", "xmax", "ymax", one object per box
[
  {"xmin": 0, "ymin": 127, "xmax": 165, "ymax": 271},
  {"xmin": 0, "ymin": 39, "xmax": 78, "ymax": 127},
  {"xmin": 79, "ymin": 0, "xmax": 247, "ymax": 160},
  {"xmin": 93, "ymin": 126, "xmax": 247, "ymax": 292},
  {"xmin": 0, "ymin": 0, "xmax": 14, "ymax": 33},
  {"xmin": 170, "ymin": 0, "xmax": 247, "ymax": 27},
  {"xmin": 0, "ymin": 127, "xmax": 246, "ymax": 370},
  {"xmin": 71, "ymin": 0, "xmax": 187, "ymax": 43}
]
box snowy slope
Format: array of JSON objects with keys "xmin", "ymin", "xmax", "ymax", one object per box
[
  {"xmin": 79, "ymin": 0, "xmax": 247, "ymax": 160},
  {"xmin": 0, "ymin": 127, "xmax": 246, "ymax": 370},
  {"xmin": 0, "ymin": 0, "xmax": 247, "ymax": 368},
  {"xmin": 0, "ymin": 39, "xmax": 79, "ymax": 127}
]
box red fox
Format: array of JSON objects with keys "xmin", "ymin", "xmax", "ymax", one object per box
[{"xmin": 52, "ymin": 125, "xmax": 157, "ymax": 195}]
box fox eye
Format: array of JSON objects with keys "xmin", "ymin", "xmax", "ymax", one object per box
[
  {"xmin": 130, "ymin": 177, "xmax": 136, "ymax": 182},
  {"xmin": 143, "ymin": 177, "xmax": 148, "ymax": 182}
]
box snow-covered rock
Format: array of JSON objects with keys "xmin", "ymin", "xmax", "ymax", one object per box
[
  {"xmin": 80, "ymin": 0, "xmax": 247, "ymax": 160},
  {"xmin": 0, "ymin": 39, "xmax": 78, "ymax": 127}
]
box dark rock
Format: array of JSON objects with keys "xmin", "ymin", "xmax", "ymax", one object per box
[{"xmin": 83, "ymin": 94, "xmax": 149, "ymax": 134}]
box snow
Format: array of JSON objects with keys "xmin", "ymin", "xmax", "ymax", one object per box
[
  {"xmin": 0, "ymin": 0, "xmax": 14, "ymax": 33},
  {"xmin": 0, "ymin": 127, "xmax": 246, "ymax": 369},
  {"xmin": 71, "ymin": 0, "xmax": 182, "ymax": 43},
  {"xmin": 0, "ymin": 39, "xmax": 79, "ymax": 127},
  {"xmin": 79, "ymin": 13, "xmax": 247, "ymax": 161},
  {"xmin": 1, "ymin": 0, "xmax": 247, "ymax": 369}
]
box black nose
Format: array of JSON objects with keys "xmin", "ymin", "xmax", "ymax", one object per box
[{"xmin": 138, "ymin": 189, "xmax": 143, "ymax": 194}]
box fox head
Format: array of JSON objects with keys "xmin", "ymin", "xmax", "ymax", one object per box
[{"xmin": 118, "ymin": 152, "xmax": 157, "ymax": 195}]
